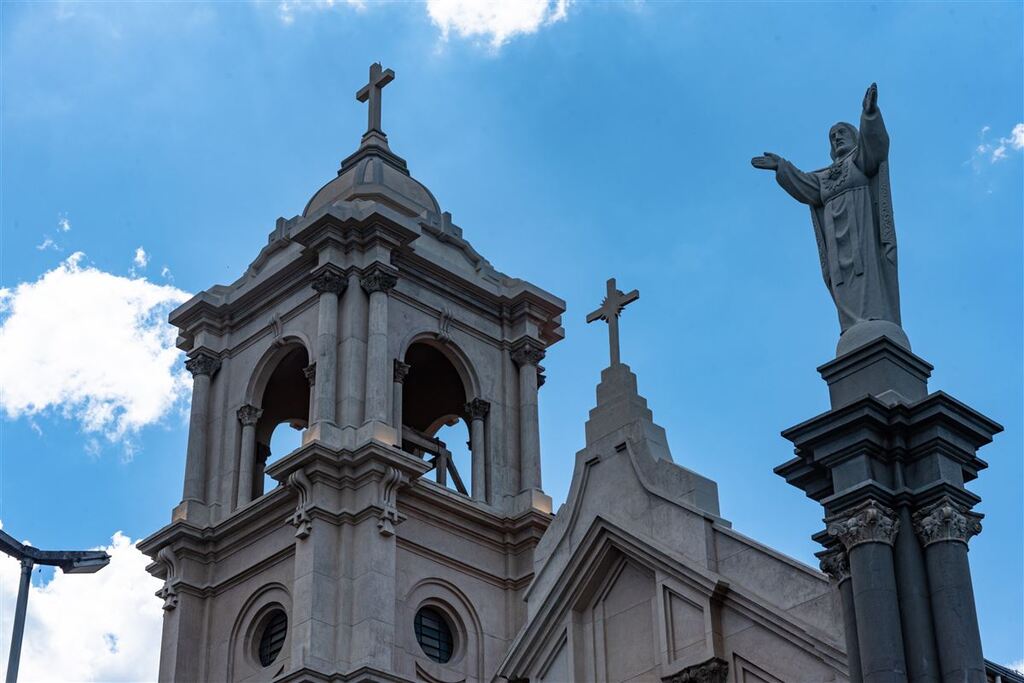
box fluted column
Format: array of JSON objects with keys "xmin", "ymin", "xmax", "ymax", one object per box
[
  {"xmin": 914, "ymin": 497, "xmax": 986, "ymax": 683},
  {"xmin": 393, "ymin": 360, "xmax": 410, "ymax": 440},
  {"xmin": 312, "ymin": 269, "xmax": 346, "ymax": 424},
  {"xmin": 828, "ymin": 500, "xmax": 907, "ymax": 683},
  {"xmin": 821, "ymin": 549, "xmax": 863, "ymax": 683},
  {"xmin": 361, "ymin": 268, "xmax": 398, "ymax": 424},
  {"xmin": 511, "ymin": 340, "xmax": 545, "ymax": 492},
  {"xmin": 465, "ymin": 398, "xmax": 490, "ymax": 503},
  {"xmin": 181, "ymin": 351, "xmax": 220, "ymax": 504},
  {"xmin": 235, "ymin": 404, "xmax": 262, "ymax": 508}
]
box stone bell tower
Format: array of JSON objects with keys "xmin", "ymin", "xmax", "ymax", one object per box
[{"xmin": 139, "ymin": 63, "xmax": 565, "ymax": 682}]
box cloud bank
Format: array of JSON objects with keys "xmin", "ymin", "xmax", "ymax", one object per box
[
  {"xmin": 0, "ymin": 253, "xmax": 191, "ymax": 454},
  {"xmin": 0, "ymin": 531, "xmax": 162, "ymax": 682}
]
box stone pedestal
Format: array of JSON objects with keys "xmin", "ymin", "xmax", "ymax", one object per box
[{"xmin": 778, "ymin": 337, "xmax": 1001, "ymax": 683}]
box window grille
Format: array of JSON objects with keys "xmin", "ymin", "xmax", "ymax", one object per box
[
  {"xmin": 258, "ymin": 610, "xmax": 288, "ymax": 667},
  {"xmin": 414, "ymin": 606, "xmax": 454, "ymax": 663}
]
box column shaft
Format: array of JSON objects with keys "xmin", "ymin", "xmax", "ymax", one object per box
[
  {"xmin": 364, "ymin": 290, "xmax": 389, "ymax": 423},
  {"xmin": 518, "ymin": 362, "xmax": 540, "ymax": 490},
  {"xmin": 838, "ymin": 577, "xmax": 864, "ymax": 683},
  {"xmin": 893, "ymin": 505, "xmax": 940, "ymax": 683},
  {"xmin": 340, "ymin": 274, "xmax": 366, "ymax": 427},
  {"xmin": 182, "ymin": 353, "xmax": 219, "ymax": 503},
  {"xmin": 847, "ymin": 542, "xmax": 908, "ymax": 683},
  {"xmin": 315, "ymin": 289, "xmax": 340, "ymax": 424},
  {"xmin": 393, "ymin": 361, "xmax": 409, "ymax": 445}
]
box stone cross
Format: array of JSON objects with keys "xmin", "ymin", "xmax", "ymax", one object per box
[
  {"xmin": 356, "ymin": 62, "xmax": 395, "ymax": 134},
  {"xmin": 586, "ymin": 278, "xmax": 639, "ymax": 366}
]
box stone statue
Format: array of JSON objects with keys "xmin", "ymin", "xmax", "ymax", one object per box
[{"xmin": 753, "ymin": 83, "xmax": 907, "ymax": 355}]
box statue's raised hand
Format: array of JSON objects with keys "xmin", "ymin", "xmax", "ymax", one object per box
[
  {"xmin": 863, "ymin": 82, "xmax": 878, "ymax": 114},
  {"xmin": 751, "ymin": 152, "xmax": 781, "ymax": 171}
]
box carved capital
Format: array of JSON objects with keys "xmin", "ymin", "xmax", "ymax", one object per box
[
  {"xmin": 155, "ymin": 547, "xmax": 180, "ymax": 611},
  {"xmin": 310, "ymin": 269, "xmax": 346, "ymax": 295},
  {"xmin": 827, "ymin": 499, "xmax": 899, "ymax": 550},
  {"xmin": 664, "ymin": 657, "xmax": 729, "ymax": 683},
  {"xmin": 913, "ymin": 496, "xmax": 982, "ymax": 547},
  {"xmin": 511, "ymin": 339, "xmax": 545, "ymax": 367},
  {"xmin": 303, "ymin": 363, "xmax": 317, "ymax": 386},
  {"xmin": 287, "ymin": 470, "xmax": 313, "ymax": 539},
  {"xmin": 465, "ymin": 398, "xmax": 490, "ymax": 420},
  {"xmin": 184, "ymin": 351, "xmax": 220, "ymax": 378},
  {"xmin": 236, "ymin": 404, "xmax": 262, "ymax": 427},
  {"xmin": 360, "ymin": 268, "xmax": 398, "ymax": 294},
  {"xmin": 818, "ymin": 548, "xmax": 851, "ymax": 583},
  {"xmin": 393, "ymin": 360, "xmax": 411, "ymax": 384}
]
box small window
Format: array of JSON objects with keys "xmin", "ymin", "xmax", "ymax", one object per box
[
  {"xmin": 414, "ymin": 606, "xmax": 454, "ymax": 663},
  {"xmin": 257, "ymin": 610, "xmax": 288, "ymax": 667}
]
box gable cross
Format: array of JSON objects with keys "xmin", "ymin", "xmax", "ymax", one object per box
[
  {"xmin": 356, "ymin": 62, "xmax": 395, "ymax": 135},
  {"xmin": 586, "ymin": 278, "xmax": 639, "ymax": 367}
]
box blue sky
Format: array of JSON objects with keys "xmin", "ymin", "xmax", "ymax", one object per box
[{"xmin": 1, "ymin": 1, "xmax": 1021, "ymax": 678}]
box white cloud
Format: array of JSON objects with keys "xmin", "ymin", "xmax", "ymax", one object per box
[
  {"xmin": 1011, "ymin": 660, "xmax": 1024, "ymax": 674},
  {"xmin": 275, "ymin": 0, "xmax": 571, "ymax": 47},
  {"xmin": 133, "ymin": 246, "xmax": 149, "ymax": 268},
  {"xmin": 57, "ymin": 213, "xmax": 71, "ymax": 232},
  {"xmin": 35, "ymin": 237, "xmax": 58, "ymax": 252},
  {"xmin": 160, "ymin": 265, "xmax": 173, "ymax": 280},
  {"xmin": 971, "ymin": 123, "xmax": 1024, "ymax": 165},
  {"xmin": 0, "ymin": 531, "xmax": 162, "ymax": 682},
  {"xmin": 0, "ymin": 253, "xmax": 191, "ymax": 454},
  {"xmin": 427, "ymin": 0, "xmax": 570, "ymax": 47}
]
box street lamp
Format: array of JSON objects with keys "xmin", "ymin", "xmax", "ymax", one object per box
[{"xmin": 0, "ymin": 529, "xmax": 110, "ymax": 683}]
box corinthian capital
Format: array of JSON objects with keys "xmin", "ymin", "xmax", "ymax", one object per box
[
  {"xmin": 303, "ymin": 363, "xmax": 316, "ymax": 386},
  {"xmin": 393, "ymin": 360, "xmax": 411, "ymax": 383},
  {"xmin": 664, "ymin": 657, "xmax": 728, "ymax": 683},
  {"xmin": 311, "ymin": 268, "xmax": 346, "ymax": 295},
  {"xmin": 237, "ymin": 404, "xmax": 263, "ymax": 426},
  {"xmin": 913, "ymin": 496, "xmax": 982, "ymax": 547},
  {"xmin": 827, "ymin": 500, "xmax": 899, "ymax": 550},
  {"xmin": 511, "ymin": 339, "xmax": 545, "ymax": 367},
  {"xmin": 465, "ymin": 398, "xmax": 490, "ymax": 420},
  {"xmin": 185, "ymin": 351, "xmax": 220, "ymax": 378},
  {"xmin": 360, "ymin": 267, "xmax": 398, "ymax": 294},
  {"xmin": 818, "ymin": 548, "xmax": 851, "ymax": 583}
]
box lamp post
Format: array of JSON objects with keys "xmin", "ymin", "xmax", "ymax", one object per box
[{"xmin": 0, "ymin": 529, "xmax": 110, "ymax": 683}]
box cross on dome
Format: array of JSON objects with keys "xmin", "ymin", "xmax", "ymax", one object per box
[
  {"xmin": 586, "ymin": 278, "xmax": 639, "ymax": 367},
  {"xmin": 356, "ymin": 62, "xmax": 395, "ymax": 135}
]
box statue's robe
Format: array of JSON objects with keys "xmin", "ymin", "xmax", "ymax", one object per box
[{"xmin": 775, "ymin": 109, "xmax": 900, "ymax": 333}]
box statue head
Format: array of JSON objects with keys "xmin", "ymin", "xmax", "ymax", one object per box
[{"xmin": 829, "ymin": 122, "xmax": 858, "ymax": 160}]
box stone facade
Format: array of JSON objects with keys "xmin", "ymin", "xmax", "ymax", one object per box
[{"xmin": 139, "ymin": 66, "xmax": 1013, "ymax": 683}]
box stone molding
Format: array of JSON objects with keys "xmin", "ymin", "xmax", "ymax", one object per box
[
  {"xmin": 913, "ymin": 496, "xmax": 982, "ymax": 547},
  {"xmin": 511, "ymin": 339, "xmax": 546, "ymax": 368},
  {"xmin": 393, "ymin": 359, "xmax": 411, "ymax": 383},
  {"xmin": 818, "ymin": 548, "xmax": 851, "ymax": 583},
  {"xmin": 360, "ymin": 268, "xmax": 398, "ymax": 294},
  {"xmin": 155, "ymin": 546, "xmax": 180, "ymax": 611},
  {"xmin": 310, "ymin": 269, "xmax": 347, "ymax": 295},
  {"xmin": 303, "ymin": 363, "xmax": 316, "ymax": 386},
  {"xmin": 286, "ymin": 470, "xmax": 313, "ymax": 539},
  {"xmin": 184, "ymin": 351, "xmax": 221, "ymax": 378},
  {"xmin": 377, "ymin": 465, "xmax": 406, "ymax": 536},
  {"xmin": 236, "ymin": 404, "xmax": 262, "ymax": 427},
  {"xmin": 663, "ymin": 657, "xmax": 729, "ymax": 683},
  {"xmin": 827, "ymin": 499, "xmax": 899, "ymax": 549},
  {"xmin": 464, "ymin": 398, "xmax": 490, "ymax": 420}
]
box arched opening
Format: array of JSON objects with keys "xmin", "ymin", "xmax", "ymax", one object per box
[
  {"xmin": 401, "ymin": 342, "xmax": 471, "ymax": 496},
  {"xmin": 251, "ymin": 345, "xmax": 310, "ymax": 500}
]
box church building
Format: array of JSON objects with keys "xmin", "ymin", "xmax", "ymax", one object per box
[{"xmin": 139, "ymin": 65, "xmax": 1011, "ymax": 683}]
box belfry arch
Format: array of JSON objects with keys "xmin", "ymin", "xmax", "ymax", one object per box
[
  {"xmin": 237, "ymin": 341, "xmax": 312, "ymax": 507},
  {"xmin": 397, "ymin": 339, "xmax": 487, "ymax": 501}
]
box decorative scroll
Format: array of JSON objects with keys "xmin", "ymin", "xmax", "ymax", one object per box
[
  {"xmin": 287, "ymin": 470, "xmax": 313, "ymax": 539},
  {"xmin": 360, "ymin": 268, "xmax": 398, "ymax": 294},
  {"xmin": 184, "ymin": 351, "xmax": 220, "ymax": 378},
  {"xmin": 436, "ymin": 306, "xmax": 455, "ymax": 343},
  {"xmin": 303, "ymin": 363, "xmax": 317, "ymax": 386},
  {"xmin": 510, "ymin": 339, "xmax": 545, "ymax": 368},
  {"xmin": 464, "ymin": 398, "xmax": 490, "ymax": 421},
  {"xmin": 237, "ymin": 404, "xmax": 262, "ymax": 427},
  {"xmin": 818, "ymin": 548, "xmax": 851, "ymax": 583},
  {"xmin": 155, "ymin": 547, "xmax": 180, "ymax": 611},
  {"xmin": 393, "ymin": 360, "xmax": 411, "ymax": 384},
  {"xmin": 311, "ymin": 269, "xmax": 346, "ymax": 295},
  {"xmin": 377, "ymin": 465, "xmax": 406, "ymax": 537}
]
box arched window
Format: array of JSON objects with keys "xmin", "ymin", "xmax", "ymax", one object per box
[
  {"xmin": 247, "ymin": 345, "xmax": 310, "ymax": 502},
  {"xmin": 400, "ymin": 342, "xmax": 472, "ymax": 496}
]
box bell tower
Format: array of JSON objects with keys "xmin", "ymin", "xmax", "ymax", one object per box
[{"xmin": 140, "ymin": 63, "xmax": 564, "ymax": 682}]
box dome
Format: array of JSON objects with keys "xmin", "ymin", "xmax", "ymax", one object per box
[{"xmin": 303, "ymin": 136, "xmax": 440, "ymax": 219}]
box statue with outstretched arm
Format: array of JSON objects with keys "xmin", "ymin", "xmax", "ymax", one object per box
[{"xmin": 753, "ymin": 83, "xmax": 906, "ymax": 355}]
